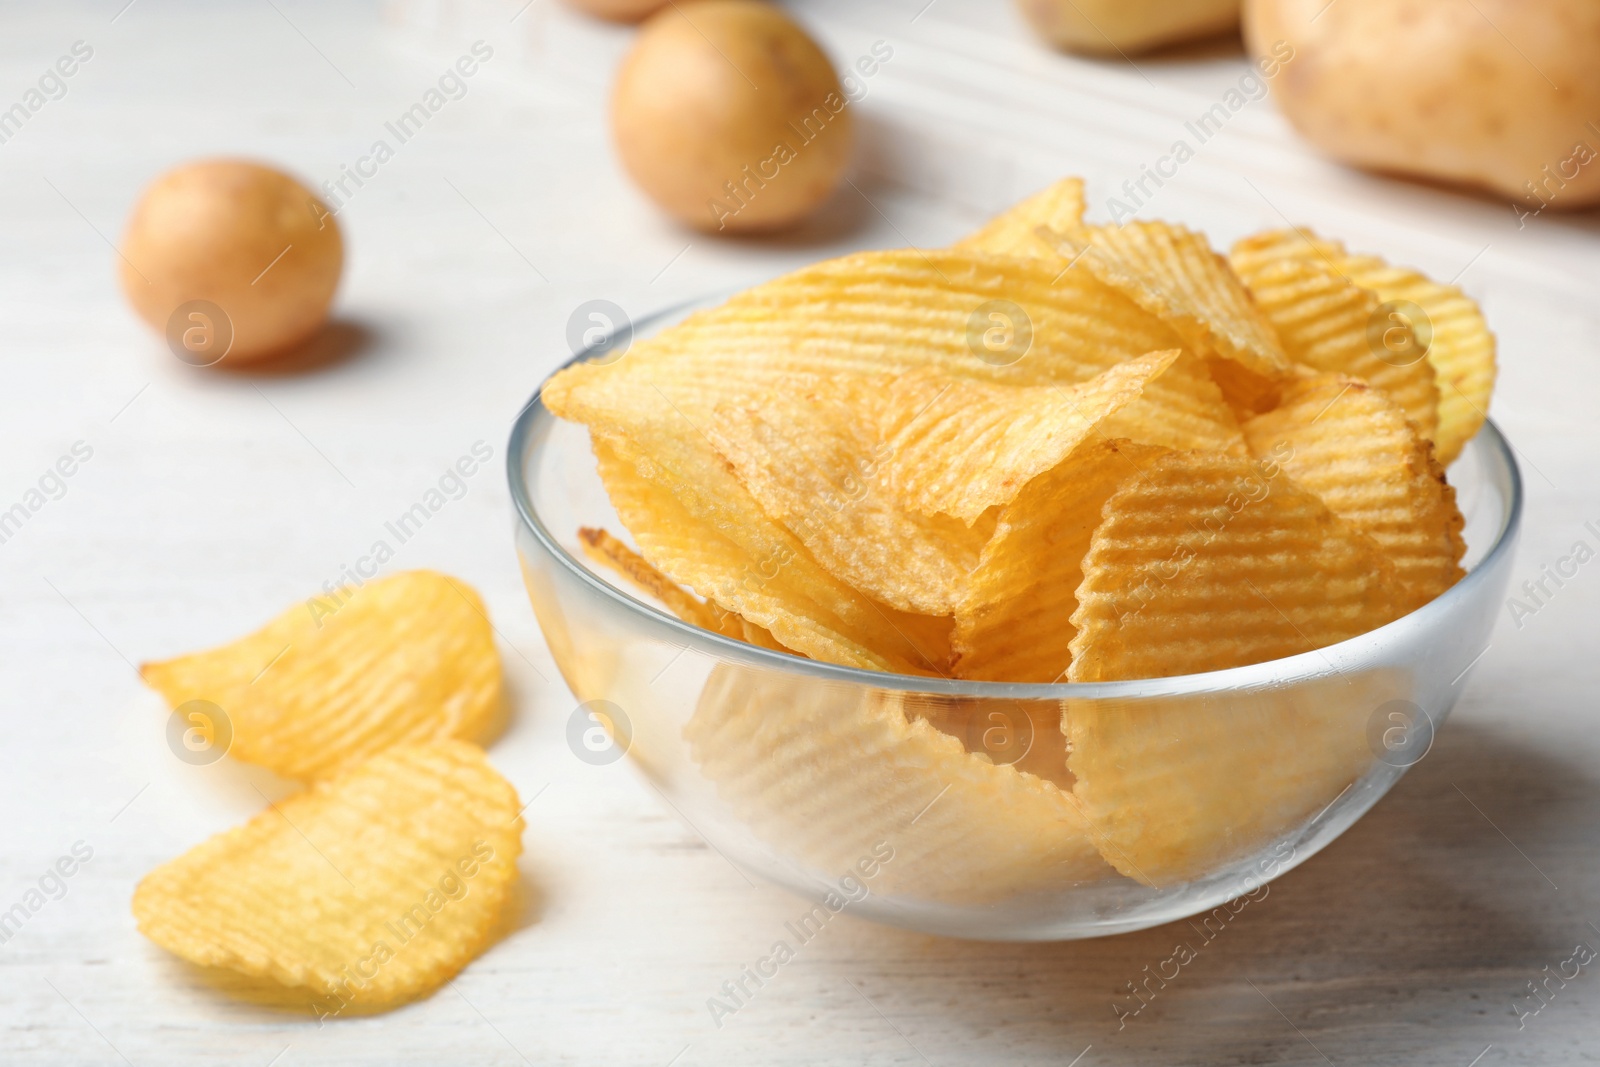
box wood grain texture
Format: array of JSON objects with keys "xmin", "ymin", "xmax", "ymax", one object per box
[{"xmin": 2, "ymin": 0, "xmax": 1597, "ymax": 1063}]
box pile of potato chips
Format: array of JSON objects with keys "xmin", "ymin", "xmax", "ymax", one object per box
[
  {"xmin": 135, "ymin": 570, "xmax": 523, "ymax": 1014},
  {"xmin": 547, "ymin": 178, "xmax": 1494, "ymax": 683}
]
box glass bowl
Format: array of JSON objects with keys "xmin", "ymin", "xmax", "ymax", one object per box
[{"xmin": 507, "ymin": 296, "xmax": 1522, "ymax": 941}]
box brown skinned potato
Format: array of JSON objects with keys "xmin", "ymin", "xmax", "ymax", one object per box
[
  {"xmin": 1015, "ymin": 0, "xmax": 1240, "ymax": 56},
  {"xmin": 560, "ymin": 0, "xmax": 667, "ymax": 23},
  {"xmin": 120, "ymin": 160, "xmax": 343, "ymax": 365},
  {"xmin": 1245, "ymin": 0, "xmax": 1600, "ymax": 210},
  {"xmin": 610, "ymin": 1, "xmax": 854, "ymax": 234}
]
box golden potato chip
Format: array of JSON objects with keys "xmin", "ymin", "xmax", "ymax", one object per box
[
  {"xmin": 141, "ymin": 570, "xmax": 503, "ymax": 782},
  {"xmin": 952, "ymin": 177, "xmax": 1086, "ymax": 258},
  {"xmin": 592, "ymin": 435, "xmax": 947, "ymax": 674},
  {"xmin": 1046, "ymin": 221, "xmax": 1291, "ymax": 382},
  {"xmin": 738, "ymin": 616, "xmax": 789, "ymax": 651},
  {"xmin": 132, "ymin": 742, "xmax": 522, "ymax": 1011},
  {"xmin": 1097, "ymin": 349, "xmax": 1248, "ymax": 456},
  {"xmin": 954, "ymin": 439, "xmax": 1168, "ymax": 682},
  {"xmin": 1234, "ymin": 230, "xmax": 1493, "ymax": 465},
  {"xmin": 1243, "ymin": 375, "xmax": 1466, "ymax": 607},
  {"xmin": 685, "ymin": 664, "xmax": 1112, "ymax": 902},
  {"xmin": 542, "ymin": 250, "xmax": 1247, "ymax": 473},
  {"xmin": 1206, "ymin": 353, "xmax": 1295, "ymax": 419},
  {"xmin": 579, "ymin": 526, "xmax": 743, "ymax": 638},
  {"xmin": 1229, "ymin": 232, "xmax": 1441, "ymax": 442},
  {"xmin": 1068, "ymin": 451, "xmax": 1407, "ymax": 682},
  {"xmin": 576, "ymin": 531, "xmax": 780, "ymax": 646},
  {"xmin": 540, "ymin": 248, "xmax": 1187, "ymax": 428},
  {"xmin": 1064, "ymin": 670, "xmax": 1399, "ymax": 885},
  {"xmin": 704, "ymin": 376, "xmax": 987, "ymax": 615},
  {"xmin": 882, "ymin": 350, "xmax": 1180, "ymax": 524}
]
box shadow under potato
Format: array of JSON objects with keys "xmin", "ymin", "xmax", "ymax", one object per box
[
  {"xmin": 213, "ymin": 318, "xmax": 380, "ymax": 378},
  {"xmin": 804, "ymin": 720, "xmax": 1597, "ymax": 1064}
]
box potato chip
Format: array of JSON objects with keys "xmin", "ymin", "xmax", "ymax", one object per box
[
  {"xmin": 540, "ymin": 248, "xmax": 1187, "ymax": 428},
  {"xmin": 685, "ymin": 664, "xmax": 1112, "ymax": 902},
  {"xmin": 1243, "ymin": 375, "xmax": 1466, "ymax": 607},
  {"xmin": 1045, "ymin": 221, "xmax": 1291, "ymax": 382},
  {"xmin": 954, "ymin": 439, "xmax": 1168, "ymax": 682},
  {"xmin": 592, "ymin": 435, "xmax": 947, "ymax": 675},
  {"xmin": 704, "ymin": 376, "xmax": 986, "ymax": 615},
  {"xmin": 1098, "ymin": 349, "xmax": 1248, "ymax": 456},
  {"xmin": 1068, "ymin": 451, "xmax": 1407, "ymax": 682},
  {"xmin": 1064, "ymin": 670, "xmax": 1399, "ymax": 885},
  {"xmin": 882, "ymin": 350, "xmax": 1180, "ymax": 524},
  {"xmin": 1229, "ymin": 232, "xmax": 1441, "ymax": 442},
  {"xmin": 141, "ymin": 571, "xmax": 503, "ymax": 782},
  {"xmin": 738, "ymin": 617, "xmax": 789, "ymax": 651},
  {"xmin": 579, "ymin": 526, "xmax": 743, "ymax": 638},
  {"xmin": 952, "ymin": 177, "xmax": 1086, "ymax": 257},
  {"xmin": 1206, "ymin": 354, "xmax": 1294, "ymax": 419},
  {"xmin": 1233, "ymin": 230, "xmax": 1493, "ymax": 465},
  {"xmin": 543, "ymin": 250, "xmax": 1249, "ymax": 475},
  {"xmin": 132, "ymin": 742, "xmax": 522, "ymax": 1010}
]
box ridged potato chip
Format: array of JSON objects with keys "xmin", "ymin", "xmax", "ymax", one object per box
[
  {"xmin": 952, "ymin": 177, "xmax": 1086, "ymax": 257},
  {"xmin": 1068, "ymin": 451, "xmax": 1407, "ymax": 682},
  {"xmin": 544, "ymin": 248, "xmax": 1246, "ymax": 474},
  {"xmin": 1064, "ymin": 670, "xmax": 1398, "ymax": 885},
  {"xmin": 704, "ymin": 376, "xmax": 986, "ymax": 615},
  {"xmin": 540, "ymin": 248, "xmax": 1187, "ymax": 425},
  {"xmin": 685, "ymin": 664, "xmax": 1111, "ymax": 902},
  {"xmin": 1229, "ymin": 232, "xmax": 1441, "ymax": 442},
  {"xmin": 592, "ymin": 435, "xmax": 948, "ymax": 674},
  {"xmin": 1243, "ymin": 375, "xmax": 1466, "ymax": 607},
  {"xmin": 1233, "ymin": 229, "xmax": 1494, "ymax": 465},
  {"xmin": 1047, "ymin": 221, "xmax": 1291, "ymax": 382},
  {"xmin": 954, "ymin": 439, "xmax": 1168, "ymax": 682},
  {"xmin": 579, "ymin": 526, "xmax": 743, "ymax": 639},
  {"xmin": 132, "ymin": 742, "xmax": 522, "ymax": 1011},
  {"xmin": 1097, "ymin": 349, "xmax": 1247, "ymax": 456},
  {"xmin": 141, "ymin": 570, "xmax": 503, "ymax": 781},
  {"xmin": 881, "ymin": 350, "xmax": 1181, "ymax": 524}
]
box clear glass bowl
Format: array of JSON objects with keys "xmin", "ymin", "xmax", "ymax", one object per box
[{"xmin": 507, "ymin": 296, "xmax": 1522, "ymax": 941}]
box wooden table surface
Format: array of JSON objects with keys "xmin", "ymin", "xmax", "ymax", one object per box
[{"xmin": 3, "ymin": 1, "xmax": 1598, "ymax": 1063}]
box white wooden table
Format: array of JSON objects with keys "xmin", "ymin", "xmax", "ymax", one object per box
[{"xmin": 3, "ymin": 1, "xmax": 1598, "ymax": 1063}]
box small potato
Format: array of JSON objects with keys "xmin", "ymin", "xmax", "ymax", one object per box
[
  {"xmin": 611, "ymin": 1, "xmax": 853, "ymax": 233},
  {"xmin": 560, "ymin": 0, "xmax": 667, "ymax": 22},
  {"xmin": 1245, "ymin": 0, "xmax": 1600, "ymax": 209},
  {"xmin": 120, "ymin": 160, "xmax": 343, "ymax": 365},
  {"xmin": 1016, "ymin": 0, "xmax": 1240, "ymax": 55}
]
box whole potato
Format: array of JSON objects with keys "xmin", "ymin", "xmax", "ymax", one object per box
[
  {"xmin": 1016, "ymin": 0, "xmax": 1240, "ymax": 55},
  {"xmin": 1245, "ymin": 0, "xmax": 1600, "ymax": 209},
  {"xmin": 560, "ymin": 0, "xmax": 667, "ymax": 22},
  {"xmin": 611, "ymin": 1, "xmax": 854, "ymax": 233},
  {"xmin": 120, "ymin": 160, "xmax": 343, "ymax": 365}
]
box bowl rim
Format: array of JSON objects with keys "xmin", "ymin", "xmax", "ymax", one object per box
[{"xmin": 507, "ymin": 295, "xmax": 1523, "ymax": 700}]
